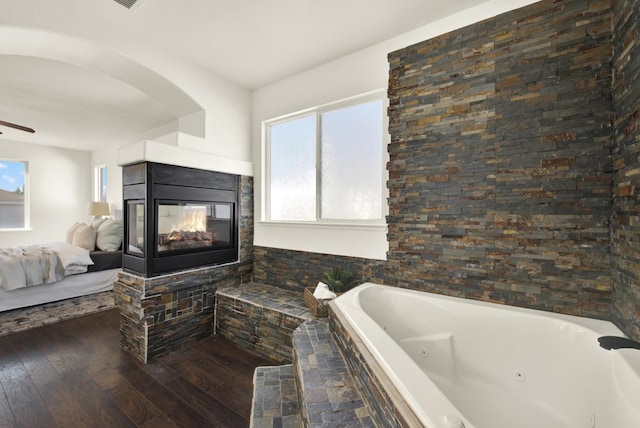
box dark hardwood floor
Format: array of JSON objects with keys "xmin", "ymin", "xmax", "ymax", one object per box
[{"xmin": 0, "ymin": 308, "xmax": 278, "ymax": 427}]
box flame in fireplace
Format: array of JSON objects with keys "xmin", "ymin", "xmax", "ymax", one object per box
[
  {"xmin": 175, "ymin": 211, "xmax": 206, "ymax": 233},
  {"xmin": 168, "ymin": 212, "xmax": 206, "ymax": 241},
  {"xmin": 159, "ymin": 206, "xmax": 215, "ymax": 244}
]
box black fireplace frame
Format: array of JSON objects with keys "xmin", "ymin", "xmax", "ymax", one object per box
[{"xmin": 122, "ymin": 162, "xmax": 239, "ymax": 277}]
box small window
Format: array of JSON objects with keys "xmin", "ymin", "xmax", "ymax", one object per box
[
  {"xmin": 95, "ymin": 165, "xmax": 107, "ymax": 202},
  {"xmin": 0, "ymin": 160, "xmax": 28, "ymax": 229},
  {"xmin": 265, "ymin": 92, "xmax": 385, "ymax": 223}
]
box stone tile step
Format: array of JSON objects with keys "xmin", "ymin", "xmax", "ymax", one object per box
[
  {"xmin": 251, "ymin": 364, "xmax": 303, "ymax": 428},
  {"xmin": 293, "ymin": 320, "xmax": 375, "ymax": 428}
]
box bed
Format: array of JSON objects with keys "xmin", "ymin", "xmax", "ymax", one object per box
[{"xmin": 0, "ymin": 242, "xmax": 121, "ymax": 312}]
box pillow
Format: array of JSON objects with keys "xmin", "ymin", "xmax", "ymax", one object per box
[
  {"xmin": 63, "ymin": 264, "xmax": 88, "ymax": 276},
  {"xmin": 91, "ymin": 217, "xmax": 107, "ymax": 230},
  {"xmin": 65, "ymin": 222, "xmax": 82, "ymax": 244},
  {"xmin": 72, "ymin": 223, "xmax": 97, "ymax": 251},
  {"xmin": 96, "ymin": 219, "xmax": 123, "ymax": 252},
  {"xmin": 42, "ymin": 241, "xmax": 94, "ymax": 268}
]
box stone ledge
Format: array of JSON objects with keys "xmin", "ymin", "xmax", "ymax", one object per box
[
  {"xmin": 293, "ymin": 320, "xmax": 375, "ymax": 427},
  {"xmin": 217, "ymin": 282, "xmax": 314, "ymax": 320},
  {"xmin": 251, "ymin": 365, "xmax": 302, "ymax": 428},
  {"xmin": 216, "ymin": 282, "xmax": 314, "ymax": 363}
]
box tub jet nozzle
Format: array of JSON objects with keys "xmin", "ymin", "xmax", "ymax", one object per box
[{"xmin": 597, "ymin": 336, "xmax": 640, "ymax": 351}]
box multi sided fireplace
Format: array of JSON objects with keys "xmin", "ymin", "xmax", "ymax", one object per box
[{"xmin": 122, "ymin": 162, "xmax": 239, "ymax": 277}]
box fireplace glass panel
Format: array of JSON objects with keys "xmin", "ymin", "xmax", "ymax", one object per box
[
  {"xmin": 127, "ymin": 201, "xmax": 145, "ymax": 256},
  {"xmin": 157, "ymin": 202, "xmax": 232, "ymax": 254}
]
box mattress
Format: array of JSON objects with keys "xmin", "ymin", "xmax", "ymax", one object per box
[{"xmin": 0, "ymin": 268, "xmax": 120, "ymax": 312}]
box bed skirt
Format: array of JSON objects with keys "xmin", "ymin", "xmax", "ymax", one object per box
[{"xmin": 0, "ymin": 268, "xmax": 120, "ymax": 313}]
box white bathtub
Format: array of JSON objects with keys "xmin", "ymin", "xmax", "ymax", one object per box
[{"xmin": 332, "ymin": 283, "xmax": 640, "ymax": 428}]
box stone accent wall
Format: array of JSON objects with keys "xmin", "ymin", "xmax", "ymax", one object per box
[
  {"xmin": 253, "ymin": 246, "xmax": 387, "ymax": 292},
  {"xmin": 115, "ymin": 174, "xmax": 254, "ymax": 362},
  {"xmin": 612, "ymin": 0, "xmax": 640, "ymax": 341},
  {"xmin": 386, "ymin": 0, "xmax": 613, "ymax": 318}
]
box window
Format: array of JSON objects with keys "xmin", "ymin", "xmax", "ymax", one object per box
[
  {"xmin": 95, "ymin": 165, "xmax": 107, "ymax": 202},
  {"xmin": 0, "ymin": 160, "xmax": 28, "ymax": 229},
  {"xmin": 265, "ymin": 92, "xmax": 385, "ymax": 223}
]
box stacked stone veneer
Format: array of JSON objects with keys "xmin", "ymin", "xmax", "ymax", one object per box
[
  {"xmin": 115, "ymin": 176, "xmax": 254, "ymax": 362},
  {"xmin": 253, "ymin": 247, "xmax": 387, "ymax": 292},
  {"xmin": 611, "ymin": 0, "xmax": 640, "ymax": 341},
  {"xmin": 386, "ymin": 0, "xmax": 614, "ymax": 318}
]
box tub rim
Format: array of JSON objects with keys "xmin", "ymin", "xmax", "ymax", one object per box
[{"xmin": 329, "ymin": 298, "xmax": 425, "ymax": 428}]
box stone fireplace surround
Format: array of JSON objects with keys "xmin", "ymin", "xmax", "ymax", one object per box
[{"xmin": 114, "ymin": 174, "xmax": 253, "ymax": 362}]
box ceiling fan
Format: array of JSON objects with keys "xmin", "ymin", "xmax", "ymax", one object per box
[{"xmin": 0, "ymin": 120, "xmax": 36, "ymax": 135}]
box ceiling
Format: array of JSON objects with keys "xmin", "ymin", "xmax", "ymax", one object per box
[{"xmin": 0, "ymin": 0, "xmax": 484, "ymax": 151}]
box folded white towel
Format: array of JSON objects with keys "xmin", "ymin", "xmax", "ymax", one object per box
[{"xmin": 313, "ymin": 281, "xmax": 337, "ymax": 299}]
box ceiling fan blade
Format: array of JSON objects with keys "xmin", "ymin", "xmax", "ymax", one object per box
[{"xmin": 0, "ymin": 120, "xmax": 35, "ymax": 133}]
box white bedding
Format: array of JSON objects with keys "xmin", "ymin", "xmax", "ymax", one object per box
[
  {"xmin": 0, "ymin": 268, "xmax": 119, "ymax": 312},
  {"xmin": 0, "ymin": 242, "xmax": 95, "ymax": 291},
  {"xmin": 0, "ymin": 241, "xmax": 119, "ymax": 313},
  {"xmin": 0, "ymin": 246, "xmax": 64, "ymax": 290}
]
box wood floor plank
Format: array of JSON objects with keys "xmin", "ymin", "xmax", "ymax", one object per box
[
  {"xmin": 0, "ymin": 362, "xmax": 55, "ymax": 428},
  {"xmin": 163, "ymin": 347, "xmax": 254, "ymax": 392},
  {"xmin": 166, "ymin": 376, "xmax": 248, "ymax": 427},
  {"xmin": 64, "ymin": 371, "xmax": 137, "ymax": 428},
  {"xmin": 5, "ymin": 331, "xmax": 62, "ymax": 388},
  {"xmin": 36, "ymin": 376, "xmax": 99, "ymax": 428},
  {"xmin": 137, "ymin": 359, "xmax": 179, "ymax": 385},
  {"xmin": 120, "ymin": 363, "xmax": 214, "ymax": 428},
  {"xmin": 165, "ymin": 359, "xmax": 224, "ymax": 393},
  {"xmin": 139, "ymin": 414, "xmax": 179, "ymax": 428},
  {"xmin": 0, "ymin": 308, "xmax": 280, "ymax": 428},
  {"xmin": 0, "ymin": 386, "xmax": 17, "ymax": 428},
  {"xmin": 190, "ymin": 338, "xmax": 263, "ymax": 376},
  {"xmin": 192, "ymin": 335, "xmax": 261, "ymax": 365},
  {"xmin": 108, "ymin": 378, "xmax": 165, "ymax": 426},
  {"xmin": 207, "ymin": 380, "xmax": 255, "ymax": 419}
]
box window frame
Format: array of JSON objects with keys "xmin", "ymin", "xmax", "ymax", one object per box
[
  {"xmin": 0, "ymin": 159, "xmax": 29, "ymax": 231},
  {"xmin": 263, "ymin": 89, "xmax": 388, "ymax": 226},
  {"xmin": 95, "ymin": 164, "xmax": 107, "ymax": 203}
]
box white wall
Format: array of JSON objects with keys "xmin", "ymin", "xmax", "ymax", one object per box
[
  {"xmin": 91, "ymin": 58, "xmax": 251, "ymax": 214},
  {"xmin": 251, "ymin": 0, "xmax": 538, "ymax": 260},
  {"xmin": 97, "ymin": 32, "xmax": 253, "ymax": 163},
  {"xmin": 0, "ymin": 139, "xmax": 91, "ymax": 246},
  {"xmin": 4, "ymin": 27, "xmax": 254, "ymax": 216}
]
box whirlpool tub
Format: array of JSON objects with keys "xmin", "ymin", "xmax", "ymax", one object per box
[{"xmin": 329, "ymin": 283, "xmax": 640, "ymax": 428}]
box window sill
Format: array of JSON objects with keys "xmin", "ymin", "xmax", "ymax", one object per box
[
  {"xmin": 257, "ymin": 221, "xmax": 387, "ymax": 232},
  {"xmin": 0, "ymin": 228, "xmax": 31, "ymax": 232}
]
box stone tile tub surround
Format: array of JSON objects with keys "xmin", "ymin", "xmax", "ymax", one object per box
[
  {"xmin": 330, "ymin": 284, "xmax": 640, "ymax": 428},
  {"xmin": 293, "ymin": 320, "xmax": 375, "ymax": 427},
  {"xmin": 255, "ymin": 0, "xmax": 640, "ymax": 343},
  {"xmin": 329, "ymin": 301, "xmax": 420, "ymax": 428}
]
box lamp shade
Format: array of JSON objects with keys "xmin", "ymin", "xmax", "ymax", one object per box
[{"xmin": 86, "ymin": 201, "xmax": 110, "ymax": 217}]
